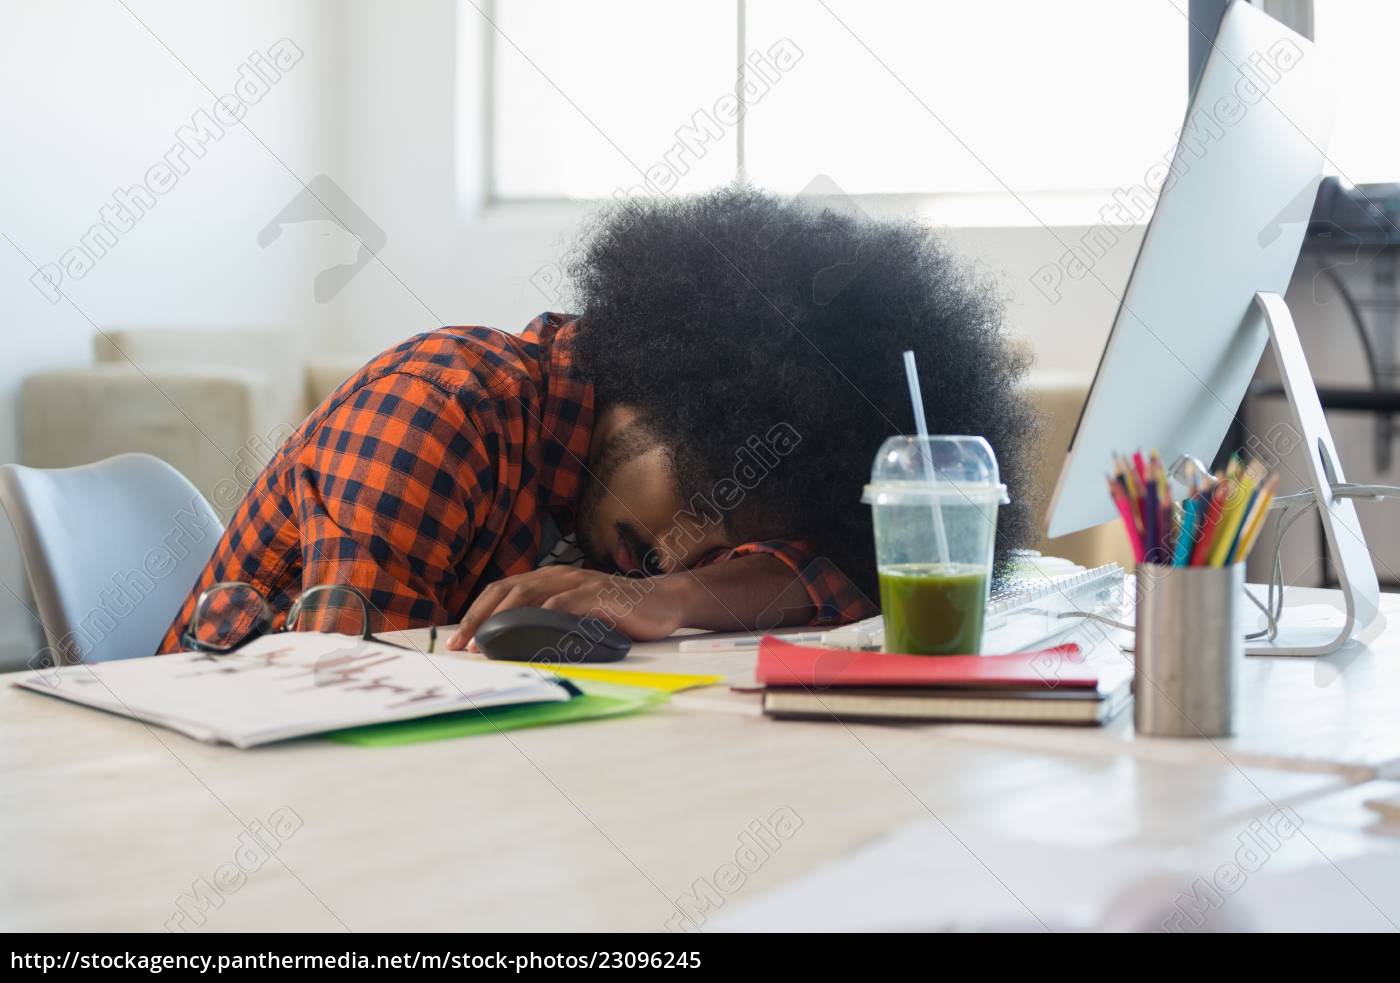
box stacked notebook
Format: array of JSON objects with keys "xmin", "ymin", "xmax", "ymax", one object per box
[
  {"xmin": 757, "ymin": 637, "xmax": 1132, "ymax": 726},
  {"xmin": 13, "ymin": 634, "xmax": 578, "ymax": 748}
]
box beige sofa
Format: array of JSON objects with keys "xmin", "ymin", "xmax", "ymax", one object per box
[
  {"xmin": 19, "ymin": 329, "xmax": 363, "ymax": 520},
  {"xmin": 18, "ymin": 330, "xmax": 1130, "ymax": 567}
]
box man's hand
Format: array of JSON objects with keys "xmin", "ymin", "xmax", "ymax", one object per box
[
  {"xmin": 445, "ymin": 566, "xmax": 691, "ymax": 651},
  {"xmin": 445, "ymin": 553, "xmax": 818, "ymax": 651}
]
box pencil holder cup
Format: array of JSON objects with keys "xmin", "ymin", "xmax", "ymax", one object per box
[{"xmin": 1133, "ymin": 563, "xmax": 1243, "ymax": 738}]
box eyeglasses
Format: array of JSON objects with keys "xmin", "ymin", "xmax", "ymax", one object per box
[{"xmin": 180, "ymin": 581, "xmax": 411, "ymax": 654}]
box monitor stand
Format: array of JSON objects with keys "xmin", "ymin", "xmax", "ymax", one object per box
[{"xmin": 1244, "ymin": 291, "xmax": 1381, "ymax": 656}]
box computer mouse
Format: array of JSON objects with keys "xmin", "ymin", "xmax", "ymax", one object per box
[{"xmin": 474, "ymin": 607, "xmax": 631, "ymax": 663}]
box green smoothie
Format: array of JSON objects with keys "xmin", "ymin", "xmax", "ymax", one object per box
[{"xmin": 878, "ymin": 562, "xmax": 989, "ymax": 655}]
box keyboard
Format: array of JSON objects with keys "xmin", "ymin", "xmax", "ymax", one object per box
[{"xmin": 820, "ymin": 555, "xmax": 1127, "ymax": 654}]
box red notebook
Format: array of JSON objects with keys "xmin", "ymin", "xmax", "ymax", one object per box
[{"xmin": 755, "ymin": 637, "xmax": 1096, "ymax": 690}]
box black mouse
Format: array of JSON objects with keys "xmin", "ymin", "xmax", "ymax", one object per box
[{"xmin": 475, "ymin": 607, "xmax": 631, "ymax": 663}]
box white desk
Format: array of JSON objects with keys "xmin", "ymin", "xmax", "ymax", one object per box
[
  {"xmin": 938, "ymin": 585, "xmax": 1400, "ymax": 783},
  {"xmin": 2, "ymin": 586, "xmax": 1398, "ymax": 932}
]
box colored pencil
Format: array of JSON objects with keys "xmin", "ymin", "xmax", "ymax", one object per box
[
  {"xmin": 1107, "ymin": 449, "xmax": 1277, "ymax": 568},
  {"xmin": 1218, "ymin": 465, "xmax": 1263, "ymax": 566},
  {"xmin": 1191, "ymin": 479, "xmax": 1230, "ymax": 566},
  {"xmin": 1108, "ymin": 477, "xmax": 1145, "ymax": 562},
  {"xmin": 1208, "ymin": 467, "xmax": 1257, "ymax": 567},
  {"xmin": 1144, "ymin": 476, "xmax": 1159, "ymax": 561},
  {"xmin": 1229, "ymin": 473, "xmax": 1279, "ymax": 564},
  {"xmin": 1173, "ymin": 497, "xmax": 1198, "ymax": 566},
  {"xmin": 1115, "ymin": 462, "xmax": 1144, "ymax": 542}
]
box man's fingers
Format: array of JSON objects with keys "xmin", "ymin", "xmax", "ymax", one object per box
[
  {"xmin": 447, "ymin": 584, "xmax": 503, "ymax": 650},
  {"xmin": 446, "ymin": 568, "xmax": 599, "ymax": 651},
  {"xmin": 489, "ymin": 585, "xmax": 539, "ymax": 618},
  {"xmin": 540, "ymin": 589, "xmax": 599, "ymax": 616},
  {"xmin": 452, "ymin": 578, "xmax": 570, "ymax": 649},
  {"xmin": 449, "ymin": 582, "xmax": 524, "ymax": 650}
]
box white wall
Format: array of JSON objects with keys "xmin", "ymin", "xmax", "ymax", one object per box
[
  {"xmin": 0, "ymin": 0, "xmax": 340, "ymax": 667},
  {"xmin": 316, "ymin": 1, "xmax": 595, "ymax": 350}
]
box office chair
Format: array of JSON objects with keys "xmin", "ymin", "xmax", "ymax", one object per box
[{"xmin": 0, "ymin": 454, "xmax": 223, "ymax": 665}]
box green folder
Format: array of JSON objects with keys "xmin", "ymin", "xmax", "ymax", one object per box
[{"xmin": 326, "ymin": 680, "xmax": 670, "ymax": 747}]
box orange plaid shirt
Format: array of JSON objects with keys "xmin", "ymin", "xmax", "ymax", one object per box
[{"xmin": 157, "ymin": 314, "xmax": 873, "ymax": 653}]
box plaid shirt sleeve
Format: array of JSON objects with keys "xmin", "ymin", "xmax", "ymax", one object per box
[
  {"xmin": 701, "ymin": 540, "xmax": 878, "ymax": 626},
  {"xmin": 292, "ymin": 372, "xmax": 492, "ymax": 633}
]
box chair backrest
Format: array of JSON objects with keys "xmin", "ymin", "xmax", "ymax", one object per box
[{"xmin": 0, "ymin": 454, "xmax": 224, "ymax": 665}]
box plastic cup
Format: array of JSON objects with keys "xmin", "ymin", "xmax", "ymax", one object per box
[{"xmin": 862, "ymin": 435, "xmax": 1008, "ymax": 655}]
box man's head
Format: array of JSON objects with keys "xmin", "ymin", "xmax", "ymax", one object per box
[
  {"xmin": 573, "ymin": 404, "xmax": 738, "ymax": 576},
  {"xmin": 567, "ymin": 185, "xmax": 1041, "ymax": 595}
]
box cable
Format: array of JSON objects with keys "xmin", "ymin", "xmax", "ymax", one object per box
[
  {"xmin": 1057, "ymin": 610, "xmax": 1135, "ymax": 632},
  {"xmin": 1250, "ymin": 494, "xmax": 1313, "ymax": 640},
  {"xmin": 1331, "ymin": 482, "xmax": 1400, "ymax": 500},
  {"xmin": 1251, "ymin": 481, "xmax": 1400, "ymax": 639}
]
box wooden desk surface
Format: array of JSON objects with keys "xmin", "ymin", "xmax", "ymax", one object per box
[{"xmin": 2, "ymin": 586, "xmax": 1398, "ymax": 932}]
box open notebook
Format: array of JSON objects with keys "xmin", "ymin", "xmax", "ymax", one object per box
[{"xmin": 12, "ymin": 634, "xmax": 575, "ymax": 748}]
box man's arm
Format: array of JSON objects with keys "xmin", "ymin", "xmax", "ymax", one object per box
[
  {"xmin": 695, "ymin": 540, "xmax": 878, "ymax": 626},
  {"xmin": 668, "ymin": 551, "xmax": 817, "ymax": 631},
  {"xmin": 446, "ymin": 551, "xmax": 814, "ymax": 649},
  {"xmin": 445, "ymin": 543, "xmax": 879, "ymax": 650}
]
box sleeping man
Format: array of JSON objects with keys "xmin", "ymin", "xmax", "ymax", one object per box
[{"xmin": 158, "ymin": 186, "xmax": 1038, "ymax": 653}]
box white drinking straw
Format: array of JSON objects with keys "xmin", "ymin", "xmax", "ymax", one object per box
[{"xmin": 902, "ymin": 350, "xmax": 951, "ymax": 565}]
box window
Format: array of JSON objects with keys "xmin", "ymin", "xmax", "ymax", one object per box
[
  {"xmin": 487, "ymin": 0, "xmax": 1191, "ymax": 201},
  {"xmin": 1313, "ymin": 0, "xmax": 1400, "ymax": 183},
  {"xmin": 489, "ymin": 0, "xmax": 738, "ymax": 200}
]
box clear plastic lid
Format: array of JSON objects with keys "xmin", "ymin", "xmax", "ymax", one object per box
[{"xmin": 861, "ymin": 435, "xmax": 1009, "ymax": 506}]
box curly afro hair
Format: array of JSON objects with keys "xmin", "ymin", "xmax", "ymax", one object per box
[{"xmin": 567, "ymin": 185, "xmax": 1041, "ymax": 598}]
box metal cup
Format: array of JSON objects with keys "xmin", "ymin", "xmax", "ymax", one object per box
[{"xmin": 1133, "ymin": 563, "xmax": 1243, "ymax": 738}]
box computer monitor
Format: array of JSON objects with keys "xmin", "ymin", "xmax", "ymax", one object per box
[{"xmin": 1044, "ymin": 0, "xmax": 1380, "ymax": 655}]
